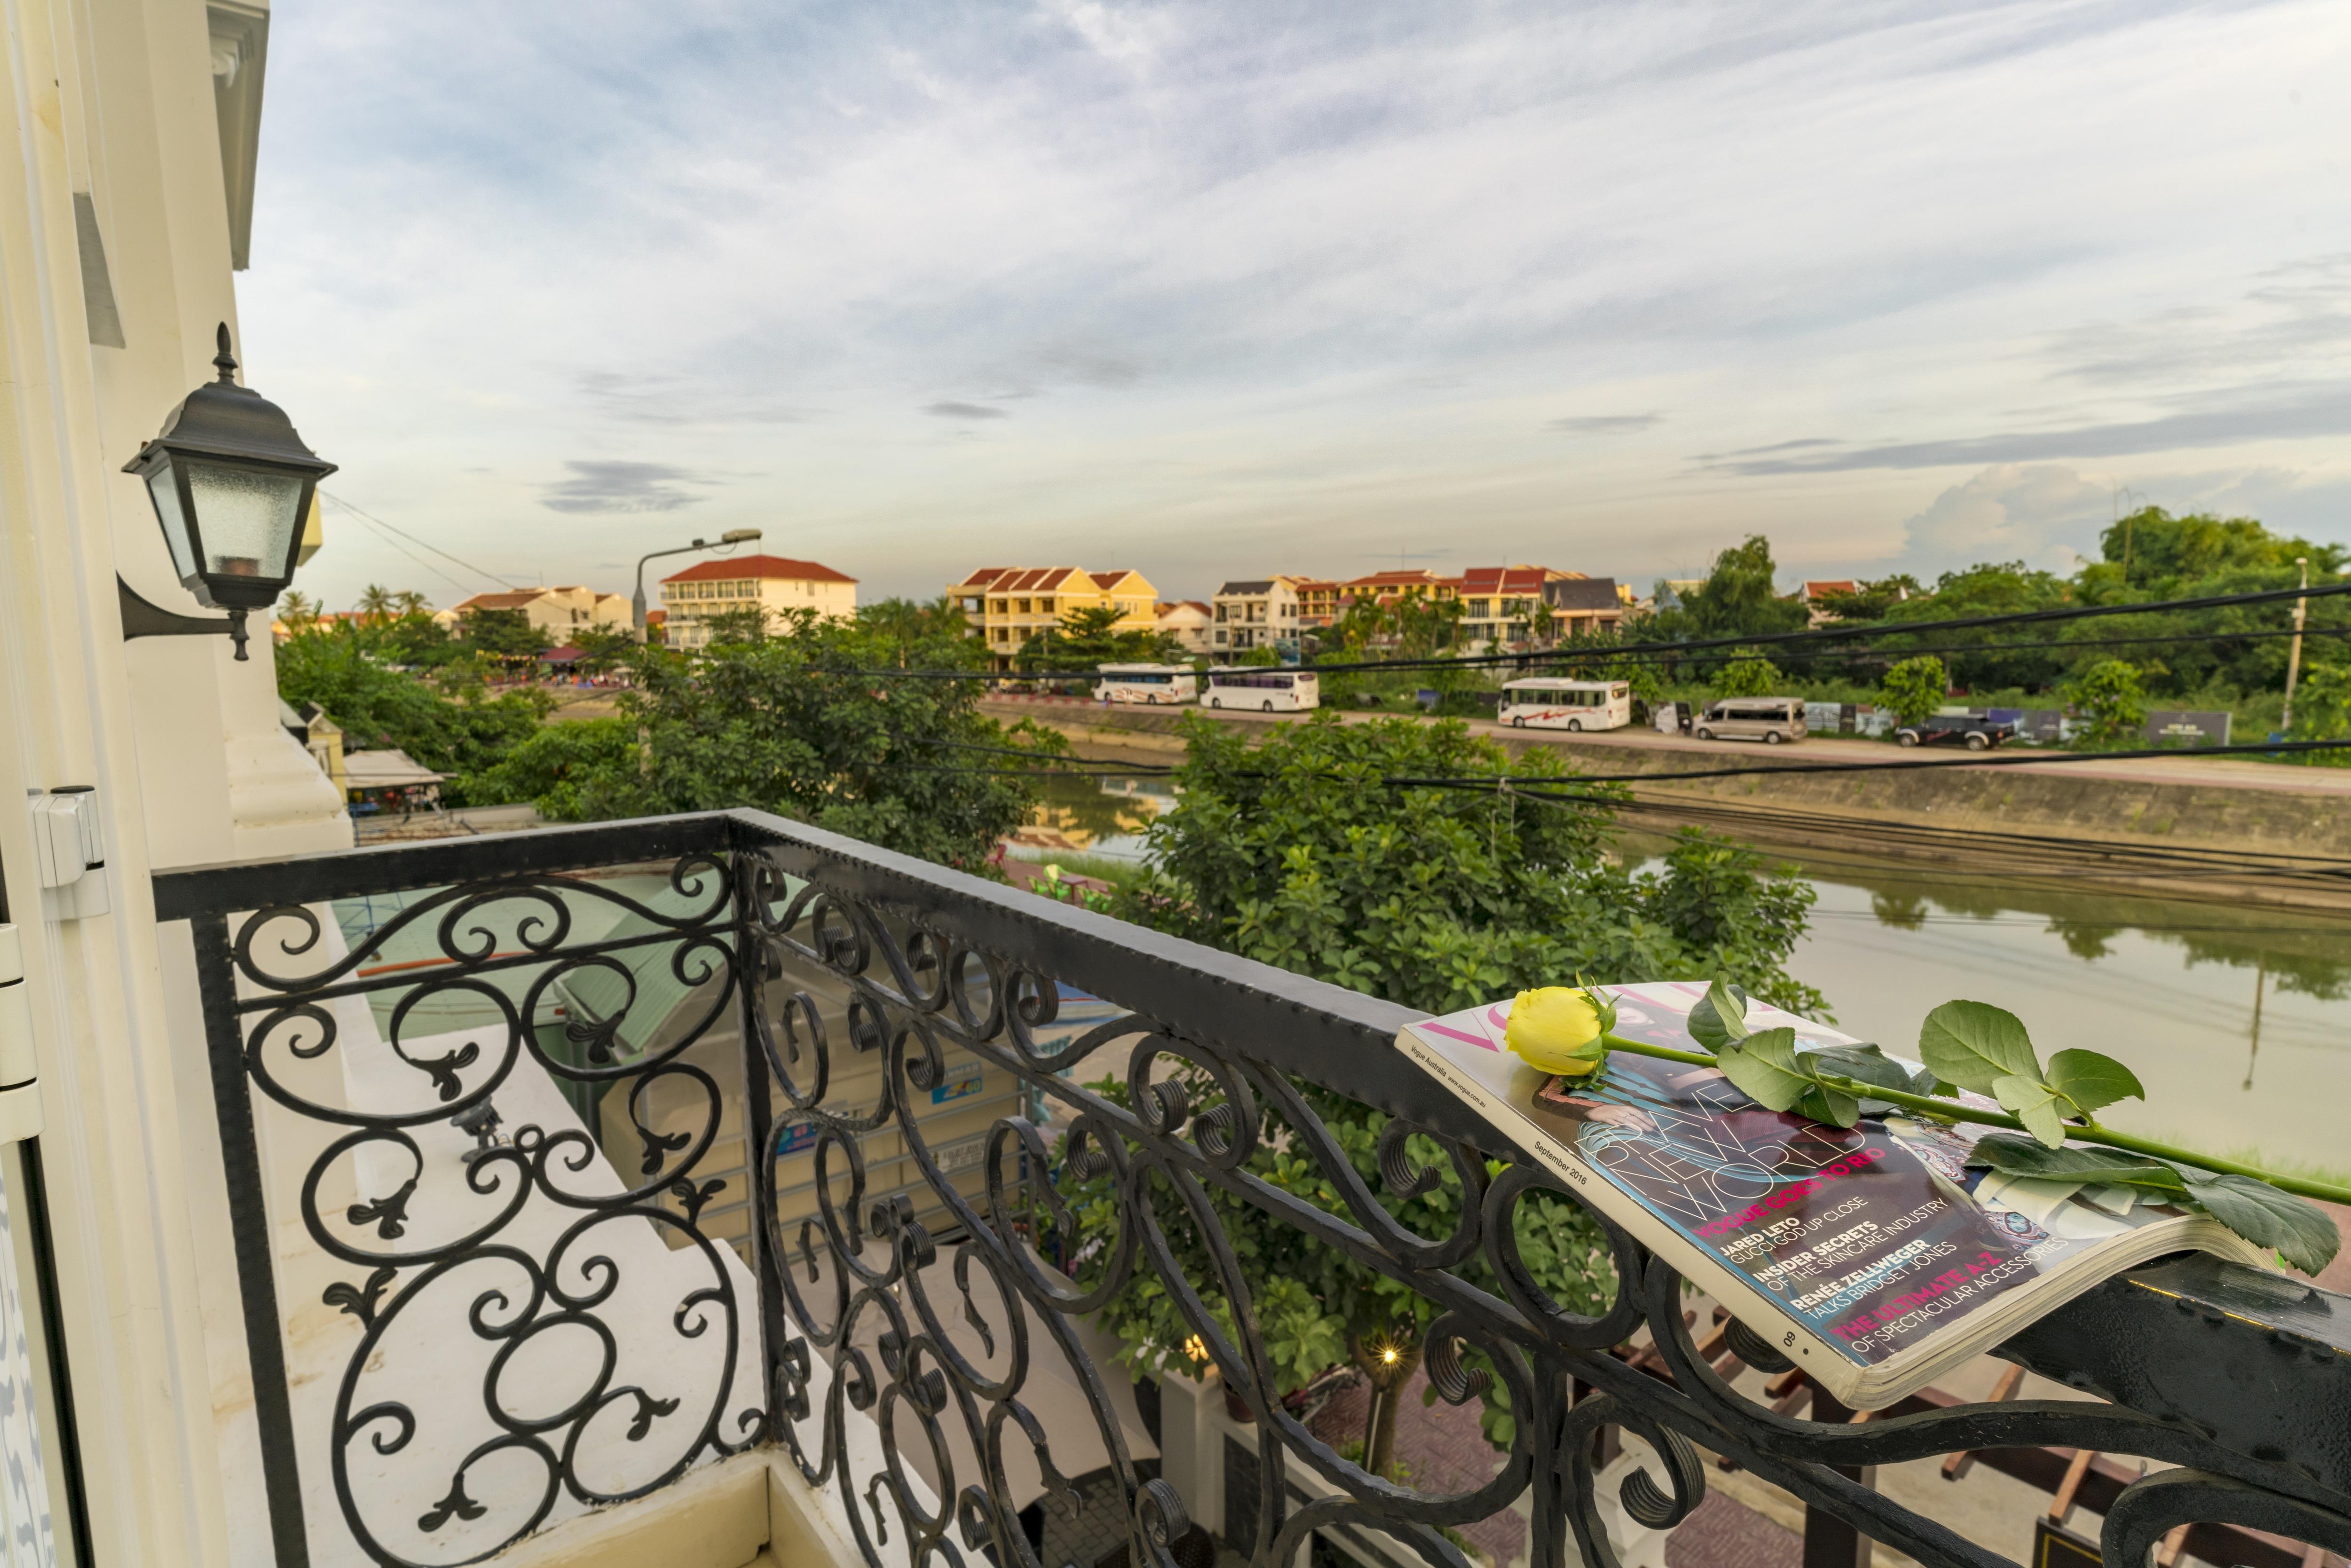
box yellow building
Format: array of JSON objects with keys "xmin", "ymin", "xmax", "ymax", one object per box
[{"xmin": 948, "ymin": 567, "xmax": 1160, "ymax": 668}]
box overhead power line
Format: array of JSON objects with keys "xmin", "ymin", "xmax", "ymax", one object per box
[
  {"xmin": 321, "ymin": 491, "xmax": 520, "ymax": 593},
  {"xmin": 863, "ymin": 736, "xmax": 2351, "ymax": 800}
]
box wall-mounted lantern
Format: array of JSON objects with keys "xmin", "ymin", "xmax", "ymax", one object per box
[{"xmin": 119, "ymin": 323, "xmax": 334, "ymax": 659}]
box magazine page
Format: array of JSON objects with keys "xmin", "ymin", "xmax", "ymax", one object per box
[{"xmin": 1405, "ymin": 981, "xmax": 2204, "ymax": 1371}]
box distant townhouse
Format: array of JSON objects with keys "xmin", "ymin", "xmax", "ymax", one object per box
[
  {"xmin": 1155, "ymin": 601, "xmax": 1214, "ymax": 656},
  {"xmin": 1293, "ymin": 579, "xmax": 1347, "ymax": 628},
  {"xmin": 1344, "ymin": 568, "xmax": 1458, "ymax": 609},
  {"xmin": 1458, "ymin": 565, "xmax": 1574, "ymax": 648},
  {"xmin": 947, "ymin": 567, "xmax": 1160, "ymax": 669},
  {"xmin": 1543, "ymin": 576, "xmax": 1627, "ymax": 637},
  {"xmin": 1211, "ymin": 576, "xmax": 1306, "ymax": 659},
  {"xmin": 1794, "ymin": 579, "xmax": 1860, "ymax": 627},
  {"xmin": 660, "ymin": 555, "xmax": 858, "ymax": 649},
  {"xmin": 437, "ymin": 585, "xmax": 630, "ymax": 639}
]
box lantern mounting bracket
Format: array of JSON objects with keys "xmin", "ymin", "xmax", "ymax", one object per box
[{"xmin": 117, "ymin": 575, "xmax": 248, "ymax": 658}]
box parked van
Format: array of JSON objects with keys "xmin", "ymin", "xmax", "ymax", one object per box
[{"xmin": 1693, "ymin": 697, "xmax": 1807, "ymax": 744}]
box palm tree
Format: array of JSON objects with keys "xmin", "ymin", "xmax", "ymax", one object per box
[
  {"xmin": 356, "ymin": 584, "xmax": 396, "ymax": 621},
  {"xmin": 393, "ymin": 589, "xmax": 432, "ymax": 617},
  {"xmin": 277, "ymin": 591, "xmax": 321, "ymax": 633}
]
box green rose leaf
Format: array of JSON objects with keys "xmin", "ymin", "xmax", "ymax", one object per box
[
  {"xmin": 2044, "ymin": 1049, "xmax": 2146, "ymax": 1117},
  {"xmin": 1714, "ymin": 1026, "xmax": 1808, "ymax": 1113},
  {"xmin": 2180, "ymin": 1174, "xmax": 2342, "ymax": 1276},
  {"xmin": 1797, "ymin": 1082, "xmax": 1861, "ymax": 1129},
  {"xmin": 1807, "ymin": 1044, "xmax": 1916, "ymax": 1119},
  {"xmin": 1991, "ymin": 1074, "xmax": 2070, "ymax": 1149},
  {"xmin": 1918, "ymin": 1000, "xmax": 2041, "ymax": 1094},
  {"xmin": 1811, "ymin": 1045, "xmax": 1908, "ymax": 1091},
  {"xmin": 1688, "ymin": 977, "xmax": 1753, "ymax": 1052},
  {"xmin": 1964, "ymin": 1135, "xmax": 2185, "ymax": 1191}
]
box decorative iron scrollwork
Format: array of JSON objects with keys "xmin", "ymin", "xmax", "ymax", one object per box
[{"xmin": 175, "ymin": 821, "xmax": 2351, "ymax": 1568}]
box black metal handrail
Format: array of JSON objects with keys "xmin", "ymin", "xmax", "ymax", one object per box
[{"xmin": 154, "ymin": 809, "xmax": 2351, "ymax": 1568}]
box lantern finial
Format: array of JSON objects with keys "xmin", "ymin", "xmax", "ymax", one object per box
[{"xmin": 212, "ymin": 322, "xmax": 237, "ymax": 384}]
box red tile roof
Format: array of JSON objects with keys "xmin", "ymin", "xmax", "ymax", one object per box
[
  {"xmin": 452, "ymin": 590, "xmax": 545, "ymax": 612},
  {"xmin": 1345, "ymin": 569, "xmax": 1451, "ymax": 589},
  {"xmin": 1801, "ymin": 579, "xmax": 1859, "ymax": 598},
  {"xmin": 663, "ymin": 554, "xmax": 857, "ymax": 585},
  {"xmin": 953, "ymin": 567, "xmax": 1128, "ymax": 594},
  {"xmin": 1460, "ymin": 566, "xmax": 1568, "ymax": 595}
]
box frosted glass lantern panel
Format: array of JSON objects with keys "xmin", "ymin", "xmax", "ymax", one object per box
[
  {"xmin": 184, "ymin": 461, "xmax": 303, "ymax": 581},
  {"xmin": 145, "ymin": 468, "xmax": 198, "ymax": 583}
]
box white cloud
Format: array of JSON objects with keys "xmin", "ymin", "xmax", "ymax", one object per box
[{"xmin": 1895, "ymin": 465, "xmax": 2110, "ymax": 577}]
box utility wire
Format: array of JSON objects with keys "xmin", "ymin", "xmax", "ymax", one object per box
[
  {"xmin": 321, "ymin": 491, "xmax": 521, "ymax": 592},
  {"xmin": 1386, "ymin": 734, "xmax": 2351, "ymax": 789},
  {"xmin": 326, "ymin": 511, "xmax": 475, "ymax": 598},
  {"xmin": 857, "ymin": 736, "xmax": 2351, "ymax": 811},
  {"xmin": 1514, "ymin": 622, "xmax": 2351, "ymax": 670}
]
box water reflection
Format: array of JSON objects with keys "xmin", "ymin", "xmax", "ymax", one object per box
[
  {"xmin": 1776, "ymin": 857, "xmax": 2351, "ymax": 1179},
  {"xmin": 1016, "ymin": 772, "xmax": 1176, "ymax": 863}
]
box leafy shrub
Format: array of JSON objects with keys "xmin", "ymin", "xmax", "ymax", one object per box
[
  {"xmin": 2066, "ymin": 660, "xmax": 2151, "ymax": 747},
  {"xmin": 1879, "ymin": 656, "xmax": 1949, "ymax": 726}
]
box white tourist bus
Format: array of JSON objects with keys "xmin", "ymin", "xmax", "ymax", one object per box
[
  {"xmin": 1092, "ymin": 663, "xmax": 1198, "ymax": 704},
  {"xmin": 1203, "ymin": 669, "xmax": 1321, "ymax": 712},
  {"xmin": 1498, "ymin": 678, "xmax": 1633, "ymax": 732}
]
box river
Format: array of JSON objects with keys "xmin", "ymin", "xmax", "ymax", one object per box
[{"xmin": 1020, "ymin": 773, "xmax": 2351, "ymax": 1180}]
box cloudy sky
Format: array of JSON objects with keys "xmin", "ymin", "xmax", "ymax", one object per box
[{"xmin": 243, "ymin": 0, "xmax": 2351, "ymax": 611}]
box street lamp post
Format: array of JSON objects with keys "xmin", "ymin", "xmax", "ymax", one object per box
[
  {"xmin": 2282, "ymin": 556, "xmax": 2310, "ymax": 732},
  {"xmin": 120, "ymin": 323, "xmax": 336, "ymax": 659},
  {"xmin": 632, "ymin": 528, "xmax": 762, "ymax": 643}
]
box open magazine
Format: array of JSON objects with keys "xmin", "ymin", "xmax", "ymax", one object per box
[{"xmin": 1396, "ymin": 980, "xmax": 2267, "ymax": 1410}]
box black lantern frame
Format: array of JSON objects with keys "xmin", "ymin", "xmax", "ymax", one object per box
[{"xmin": 121, "ymin": 323, "xmax": 335, "ymax": 659}]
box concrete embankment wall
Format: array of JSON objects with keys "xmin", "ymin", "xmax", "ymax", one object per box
[{"xmin": 1520, "ymin": 744, "xmax": 2351, "ymax": 861}]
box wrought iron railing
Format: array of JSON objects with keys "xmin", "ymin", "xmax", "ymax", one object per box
[{"xmin": 152, "ymin": 811, "xmax": 2351, "ymax": 1568}]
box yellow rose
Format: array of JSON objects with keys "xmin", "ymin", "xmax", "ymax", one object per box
[{"xmin": 1505, "ymin": 986, "xmax": 1611, "ymax": 1077}]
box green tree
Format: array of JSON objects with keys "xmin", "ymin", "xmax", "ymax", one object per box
[
  {"xmin": 1807, "ymin": 575, "xmax": 1923, "ymax": 623},
  {"xmin": 1015, "ymin": 603, "xmax": 1181, "ymax": 671},
  {"xmin": 1711, "ymin": 652, "xmax": 1783, "ymax": 698},
  {"xmin": 2089, "ymin": 506, "xmax": 2344, "ymax": 597},
  {"xmin": 859, "ymin": 594, "xmax": 981, "ymax": 654},
  {"xmin": 1078, "ymin": 712, "xmax": 1822, "ymax": 1463},
  {"xmin": 1670, "ymin": 535, "xmax": 1808, "ymax": 641},
  {"xmin": 473, "ymin": 717, "xmax": 643, "ymax": 819},
  {"xmin": 2286, "ymin": 662, "xmax": 2351, "ymax": 766},
  {"xmin": 2066, "ymin": 659, "xmax": 2151, "ymax": 746},
  {"xmin": 276, "ymin": 622, "xmax": 551, "ymax": 804},
  {"xmin": 1114, "ymin": 712, "xmax": 1822, "ymax": 1017},
  {"xmin": 463, "ymin": 607, "xmax": 553, "ymax": 660},
  {"xmin": 570, "ymin": 626, "xmax": 639, "ymax": 676},
  {"xmin": 374, "ymin": 608, "xmax": 460, "ymax": 668},
  {"xmin": 1879, "ymin": 655, "xmax": 1949, "ymax": 725},
  {"xmin": 1874, "ymin": 562, "xmax": 2070, "ymax": 694},
  {"xmin": 579, "ymin": 615, "xmax": 1061, "ymax": 868},
  {"xmin": 277, "ymin": 591, "xmax": 322, "ymax": 633}
]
